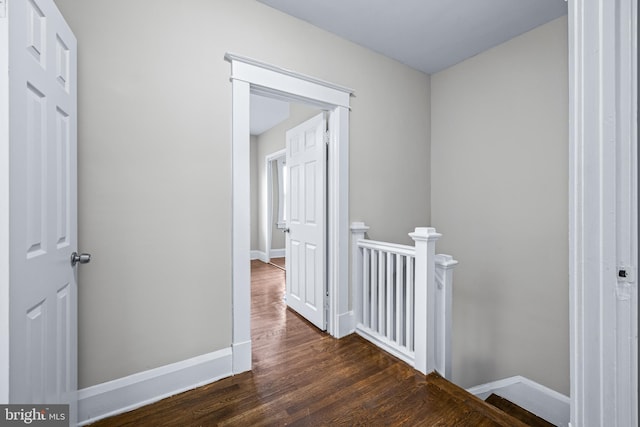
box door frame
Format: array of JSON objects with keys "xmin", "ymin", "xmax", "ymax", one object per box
[
  {"xmin": 1, "ymin": 4, "xmax": 10, "ymax": 403},
  {"xmin": 265, "ymin": 148, "xmax": 286, "ymax": 262},
  {"xmin": 568, "ymin": 0, "xmax": 638, "ymax": 425},
  {"xmin": 225, "ymin": 53, "xmax": 353, "ymax": 373}
]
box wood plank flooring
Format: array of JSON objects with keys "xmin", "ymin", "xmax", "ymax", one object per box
[
  {"xmin": 90, "ymin": 260, "xmax": 529, "ymax": 426},
  {"xmin": 268, "ymin": 256, "xmax": 285, "ymax": 270},
  {"xmin": 485, "ymin": 394, "xmax": 556, "ymax": 427}
]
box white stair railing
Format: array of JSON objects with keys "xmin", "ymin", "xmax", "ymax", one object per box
[{"xmin": 351, "ymin": 222, "xmax": 457, "ymax": 378}]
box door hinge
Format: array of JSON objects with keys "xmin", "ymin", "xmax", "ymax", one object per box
[
  {"xmin": 0, "ymin": 0, "xmax": 6, "ymax": 18},
  {"xmin": 324, "ymin": 290, "xmax": 329, "ymax": 331},
  {"xmin": 324, "ymin": 130, "xmax": 330, "ymax": 145}
]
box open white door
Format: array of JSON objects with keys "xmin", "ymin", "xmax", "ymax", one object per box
[
  {"xmin": 4, "ymin": 0, "xmax": 79, "ymax": 421},
  {"xmin": 285, "ymin": 113, "xmax": 326, "ymax": 330}
]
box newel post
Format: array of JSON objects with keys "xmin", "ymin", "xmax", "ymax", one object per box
[
  {"xmin": 410, "ymin": 227, "xmax": 441, "ymax": 375},
  {"xmin": 434, "ymin": 254, "xmax": 458, "ymax": 380},
  {"xmin": 351, "ymin": 222, "xmax": 369, "ymax": 327}
]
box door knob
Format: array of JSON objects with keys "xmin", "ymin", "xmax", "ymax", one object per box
[
  {"xmin": 283, "ymin": 228, "xmax": 290, "ymax": 233},
  {"xmin": 71, "ymin": 252, "xmax": 91, "ymax": 266}
]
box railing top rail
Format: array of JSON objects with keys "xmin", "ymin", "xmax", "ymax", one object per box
[{"xmin": 357, "ymin": 239, "xmax": 416, "ymax": 257}]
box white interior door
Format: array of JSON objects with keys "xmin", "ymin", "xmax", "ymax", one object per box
[
  {"xmin": 285, "ymin": 113, "xmax": 326, "ymax": 330},
  {"xmin": 7, "ymin": 0, "xmax": 78, "ymax": 419}
]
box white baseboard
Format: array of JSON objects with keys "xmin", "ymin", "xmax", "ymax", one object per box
[
  {"xmin": 251, "ymin": 249, "xmax": 285, "ymax": 262},
  {"xmin": 466, "ymin": 376, "xmax": 570, "ymax": 427},
  {"xmin": 269, "ymin": 249, "xmax": 285, "ymax": 258},
  {"xmin": 78, "ymin": 347, "xmax": 233, "ymax": 426},
  {"xmin": 336, "ymin": 311, "xmax": 355, "ymax": 338},
  {"xmin": 250, "ymin": 250, "xmax": 265, "ymax": 261},
  {"xmin": 232, "ymin": 340, "xmax": 251, "ymax": 374}
]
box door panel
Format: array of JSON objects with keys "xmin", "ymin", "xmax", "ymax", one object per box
[
  {"xmin": 285, "ymin": 113, "xmax": 326, "ymax": 330},
  {"xmin": 8, "ymin": 0, "xmax": 78, "ymax": 420}
]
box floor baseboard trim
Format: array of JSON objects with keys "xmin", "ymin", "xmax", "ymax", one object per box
[
  {"xmin": 269, "ymin": 248, "xmax": 285, "ymax": 258},
  {"xmin": 232, "ymin": 340, "xmax": 251, "ymax": 374},
  {"xmin": 250, "ymin": 250, "xmax": 265, "ymax": 261},
  {"xmin": 78, "ymin": 347, "xmax": 233, "ymax": 426},
  {"xmin": 250, "ymin": 250, "xmax": 285, "ymax": 262},
  {"xmin": 467, "ymin": 376, "xmax": 570, "ymax": 427},
  {"xmin": 336, "ymin": 311, "xmax": 355, "ymax": 338}
]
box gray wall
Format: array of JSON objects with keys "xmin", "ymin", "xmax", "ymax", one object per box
[
  {"xmin": 270, "ymin": 167, "xmax": 284, "ymax": 251},
  {"xmin": 431, "ymin": 17, "xmax": 569, "ymax": 394},
  {"xmin": 53, "ymin": 0, "xmax": 431, "ymax": 388}
]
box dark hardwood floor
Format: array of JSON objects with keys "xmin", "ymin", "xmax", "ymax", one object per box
[
  {"xmin": 90, "ymin": 260, "xmax": 528, "ymax": 426},
  {"xmin": 485, "ymin": 394, "xmax": 556, "ymax": 427}
]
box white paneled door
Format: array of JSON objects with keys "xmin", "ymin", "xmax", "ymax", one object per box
[
  {"xmin": 285, "ymin": 113, "xmax": 327, "ymax": 330},
  {"xmin": 5, "ymin": 0, "xmax": 79, "ymax": 421}
]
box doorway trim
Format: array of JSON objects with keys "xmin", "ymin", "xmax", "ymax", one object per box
[
  {"xmin": 0, "ymin": 7, "xmax": 9, "ymax": 402},
  {"xmin": 568, "ymin": 0, "xmax": 638, "ymax": 425},
  {"xmin": 225, "ymin": 53, "xmax": 354, "ymax": 373}
]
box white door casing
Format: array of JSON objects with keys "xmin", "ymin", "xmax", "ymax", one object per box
[
  {"xmin": 569, "ymin": 0, "xmax": 638, "ymax": 425},
  {"xmin": 0, "ymin": 0, "xmax": 10, "ymax": 403},
  {"xmin": 226, "ymin": 53, "xmax": 353, "ymax": 373},
  {"xmin": 3, "ymin": 0, "xmax": 78, "ymax": 420},
  {"xmin": 285, "ymin": 113, "xmax": 327, "ymax": 330}
]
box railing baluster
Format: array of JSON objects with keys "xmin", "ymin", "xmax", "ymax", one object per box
[
  {"xmin": 386, "ymin": 252, "xmax": 393, "ymax": 340},
  {"xmin": 406, "ymin": 256, "xmax": 414, "ymax": 352},
  {"xmin": 395, "ymin": 253, "xmax": 402, "ymax": 344},
  {"xmin": 371, "ymin": 249, "xmax": 378, "ymax": 332},
  {"xmin": 378, "ymin": 249, "xmax": 385, "ymax": 335},
  {"xmin": 363, "ymin": 248, "xmax": 370, "ymax": 328}
]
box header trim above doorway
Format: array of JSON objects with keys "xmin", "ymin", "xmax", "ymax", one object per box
[{"xmin": 225, "ymin": 53, "xmax": 354, "ymax": 107}]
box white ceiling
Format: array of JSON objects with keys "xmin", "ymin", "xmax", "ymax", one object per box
[
  {"xmin": 257, "ymin": 0, "xmax": 568, "ymax": 74},
  {"xmin": 250, "ymin": 94, "xmax": 290, "ymax": 136}
]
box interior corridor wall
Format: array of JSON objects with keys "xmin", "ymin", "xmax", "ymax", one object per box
[
  {"xmin": 431, "ymin": 17, "xmax": 569, "ymax": 394},
  {"xmin": 52, "ymin": 0, "xmax": 431, "ymax": 388},
  {"xmin": 250, "ymin": 136, "xmax": 259, "ymax": 251}
]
